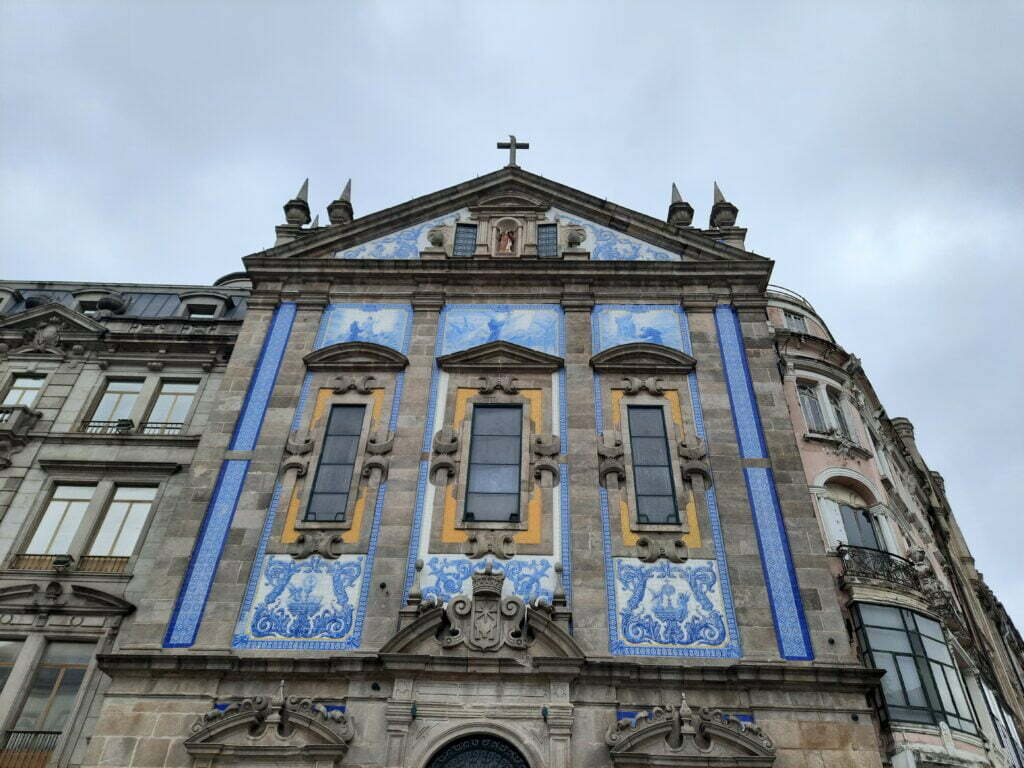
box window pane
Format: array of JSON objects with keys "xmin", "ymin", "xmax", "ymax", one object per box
[
  {"xmin": 313, "ymin": 463, "xmax": 355, "ymax": 494},
  {"xmin": 26, "ymin": 488, "xmax": 93, "ymax": 554},
  {"xmin": 829, "ymin": 393, "xmax": 852, "ymax": 438},
  {"xmin": 465, "ymin": 493, "xmax": 519, "ymax": 521},
  {"xmin": 469, "ymin": 435, "xmax": 520, "ymax": 464},
  {"xmin": 307, "ymin": 493, "xmax": 348, "ymax": 522},
  {"xmin": 321, "ymin": 434, "xmax": 359, "ymax": 464},
  {"xmin": 914, "ymin": 615, "xmax": 944, "ymax": 641},
  {"xmin": 537, "ymin": 223, "xmax": 558, "ymax": 258},
  {"xmin": 888, "ymin": 705, "xmax": 935, "ymax": 724},
  {"xmin": 89, "ymin": 488, "xmax": 154, "ymax": 557},
  {"xmin": 15, "ymin": 666, "xmax": 59, "ymax": 729},
  {"xmin": 631, "ymin": 436, "xmax": 669, "ymax": 465},
  {"xmin": 467, "ymin": 465, "xmax": 519, "ymax": 494},
  {"xmin": 41, "ymin": 668, "xmax": 86, "ymax": 731},
  {"xmin": 327, "ymin": 405, "xmax": 364, "ymax": 436},
  {"xmin": 113, "ymin": 486, "xmax": 157, "ymax": 502},
  {"xmin": 944, "ymin": 667, "xmax": 973, "ymax": 719},
  {"xmin": 108, "ymin": 381, "xmax": 143, "ymax": 393},
  {"xmin": 628, "ymin": 407, "xmax": 666, "ymax": 437},
  {"xmin": 4, "ymin": 375, "xmax": 45, "ymax": 406},
  {"xmin": 161, "ymin": 382, "xmax": 198, "ymax": 395},
  {"xmin": 858, "ymin": 603, "xmax": 903, "ymax": 629},
  {"xmin": 634, "ymin": 466, "xmax": 674, "ymax": 496},
  {"xmin": 0, "ymin": 639, "xmax": 23, "ymax": 693},
  {"xmin": 473, "ymin": 407, "xmax": 521, "ymax": 436},
  {"xmin": 875, "ymin": 653, "xmax": 906, "ymax": 705},
  {"xmin": 799, "ymin": 386, "xmax": 826, "ymax": 432},
  {"xmin": 930, "ymin": 661, "xmax": 957, "ymax": 715},
  {"xmin": 453, "ymin": 224, "xmax": 478, "ymax": 258},
  {"xmin": 637, "ymin": 495, "xmax": 679, "ymax": 524},
  {"xmin": 866, "ymin": 627, "xmax": 913, "ymax": 653},
  {"xmin": 897, "ymin": 655, "xmax": 929, "ymax": 707},
  {"xmin": 922, "ymin": 637, "xmax": 953, "ymax": 665}
]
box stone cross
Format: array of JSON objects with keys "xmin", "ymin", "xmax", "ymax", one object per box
[{"xmin": 497, "ymin": 134, "xmax": 529, "ymax": 167}]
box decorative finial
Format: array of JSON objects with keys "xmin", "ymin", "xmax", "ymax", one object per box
[
  {"xmin": 283, "ymin": 179, "xmax": 311, "ymax": 226},
  {"xmin": 709, "ymin": 182, "xmax": 738, "ymax": 228},
  {"xmin": 327, "ymin": 179, "xmax": 354, "ymax": 226},
  {"xmin": 310, "ymin": 214, "xmax": 319, "ymax": 228},
  {"xmin": 667, "ymin": 183, "xmax": 694, "ymax": 227},
  {"xmin": 497, "ymin": 135, "xmax": 529, "ymax": 167}
]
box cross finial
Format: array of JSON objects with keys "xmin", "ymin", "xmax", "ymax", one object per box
[{"xmin": 497, "ymin": 134, "xmax": 529, "ymax": 167}]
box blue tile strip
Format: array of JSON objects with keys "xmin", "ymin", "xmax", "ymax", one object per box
[
  {"xmin": 714, "ymin": 304, "xmax": 813, "ymax": 661},
  {"xmin": 164, "ymin": 460, "xmax": 250, "ymax": 646},
  {"xmin": 231, "ymin": 303, "xmax": 297, "ymax": 451}
]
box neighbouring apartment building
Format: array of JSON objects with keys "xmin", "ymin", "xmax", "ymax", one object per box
[{"xmin": 0, "ymin": 158, "xmax": 1020, "ymax": 768}]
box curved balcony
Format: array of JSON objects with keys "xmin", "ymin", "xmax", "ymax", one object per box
[{"xmin": 837, "ymin": 545, "xmax": 921, "ymax": 592}]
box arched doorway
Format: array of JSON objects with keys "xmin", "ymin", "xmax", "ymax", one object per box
[{"xmin": 426, "ymin": 735, "xmax": 530, "ymax": 768}]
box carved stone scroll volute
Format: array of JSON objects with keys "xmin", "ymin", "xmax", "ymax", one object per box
[
  {"xmin": 678, "ymin": 435, "xmax": 711, "ymax": 494},
  {"xmin": 531, "ymin": 433, "xmax": 560, "ymax": 488},
  {"xmin": 598, "ymin": 431, "xmax": 626, "ymax": 489},
  {"xmin": 478, "ymin": 374, "xmax": 519, "ymax": 394},
  {"xmin": 464, "ymin": 531, "xmax": 516, "ymax": 560},
  {"xmin": 333, "ymin": 374, "xmax": 376, "ymax": 395},
  {"xmin": 429, "ymin": 426, "xmax": 460, "ymax": 486},
  {"xmin": 440, "ymin": 563, "xmax": 528, "ymax": 652},
  {"xmin": 282, "ymin": 429, "xmax": 314, "ymax": 476},
  {"xmin": 622, "ymin": 376, "xmax": 664, "ymax": 396},
  {"xmin": 288, "ymin": 532, "xmax": 345, "ymax": 560},
  {"xmin": 362, "ymin": 428, "xmax": 394, "ymax": 487},
  {"xmin": 636, "ymin": 536, "xmax": 689, "ymax": 564}
]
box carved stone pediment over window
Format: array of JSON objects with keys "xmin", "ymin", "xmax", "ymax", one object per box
[
  {"xmin": 605, "ymin": 695, "xmax": 775, "ymax": 766},
  {"xmin": 0, "ymin": 581, "xmax": 134, "ymax": 631},
  {"xmin": 437, "ymin": 340, "xmax": 564, "ymax": 374},
  {"xmin": 0, "ymin": 303, "xmax": 105, "ymax": 358},
  {"xmin": 590, "ymin": 342, "xmax": 697, "ymax": 375},
  {"xmin": 303, "ymin": 341, "xmax": 409, "ymax": 372},
  {"xmin": 186, "ymin": 686, "xmax": 355, "ymax": 768}
]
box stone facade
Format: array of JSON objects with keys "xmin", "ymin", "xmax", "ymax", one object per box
[{"xmin": 0, "ymin": 167, "xmax": 1019, "ymax": 768}]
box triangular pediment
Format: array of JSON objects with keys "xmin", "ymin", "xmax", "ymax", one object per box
[
  {"xmin": 303, "ymin": 341, "xmax": 409, "ymax": 372},
  {"xmin": 590, "ymin": 342, "xmax": 696, "ymax": 374},
  {"xmin": 247, "ymin": 167, "xmax": 767, "ymax": 264},
  {"xmin": 0, "ymin": 581, "xmax": 134, "ymax": 615},
  {"xmin": 437, "ymin": 340, "xmax": 564, "ymax": 373},
  {"xmin": 0, "ymin": 303, "xmax": 107, "ymax": 334}
]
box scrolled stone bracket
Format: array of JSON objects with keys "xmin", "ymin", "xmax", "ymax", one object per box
[
  {"xmin": 464, "ymin": 530, "xmax": 516, "ymax": 560},
  {"xmin": 598, "ymin": 431, "xmax": 626, "ymax": 489},
  {"xmin": 333, "ymin": 374, "xmax": 377, "ymax": 394},
  {"xmin": 623, "ymin": 376, "xmax": 664, "ymax": 396},
  {"xmin": 531, "ymin": 433, "xmax": 561, "ymax": 487},
  {"xmin": 429, "ymin": 426, "xmax": 460, "ymax": 486},
  {"xmin": 288, "ymin": 531, "xmax": 345, "ymax": 560},
  {"xmin": 636, "ymin": 536, "xmax": 688, "ymax": 564},
  {"xmin": 478, "ymin": 374, "xmax": 519, "ymax": 394},
  {"xmin": 362, "ymin": 429, "xmax": 394, "ymax": 486}
]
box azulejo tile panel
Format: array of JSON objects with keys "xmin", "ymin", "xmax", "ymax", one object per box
[
  {"xmin": 165, "ymin": 459, "xmax": 250, "ymax": 647},
  {"xmin": 318, "ymin": 303, "xmax": 413, "ymax": 353},
  {"xmin": 714, "ymin": 304, "xmax": 813, "ymax": 661},
  {"xmin": 592, "ymin": 305, "xmax": 685, "ymax": 353},
  {"xmin": 440, "ymin": 304, "xmax": 561, "ymax": 356},
  {"xmin": 419, "ymin": 555, "xmax": 555, "ymax": 604},
  {"xmin": 334, "ymin": 209, "xmax": 468, "ymax": 260},
  {"xmin": 549, "ymin": 208, "xmax": 680, "ymax": 261},
  {"xmin": 612, "ymin": 557, "xmax": 733, "ymax": 651},
  {"xmin": 235, "ymin": 554, "xmax": 364, "ymax": 649}
]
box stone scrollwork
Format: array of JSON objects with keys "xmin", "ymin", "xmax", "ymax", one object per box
[
  {"xmin": 332, "ymin": 374, "xmax": 376, "ymax": 395},
  {"xmin": 361, "ymin": 428, "xmax": 394, "ymax": 486},
  {"xmin": 464, "ymin": 530, "xmax": 516, "ymax": 560},
  {"xmin": 478, "ymin": 374, "xmax": 519, "ymax": 395},
  {"xmin": 429, "ymin": 426, "xmax": 460, "ymax": 486},
  {"xmin": 282, "ymin": 428, "xmax": 314, "ymax": 476},
  {"xmin": 598, "ymin": 431, "xmax": 626, "ymax": 488},
  {"xmin": 623, "ymin": 376, "xmax": 664, "ymax": 396},
  {"xmin": 288, "ymin": 531, "xmax": 345, "ymax": 560},
  {"xmin": 440, "ymin": 563, "xmax": 529, "ymax": 652},
  {"xmin": 677, "ymin": 436, "xmax": 711, "ymax": 489},
  {"xmin": 636, "ymin": 536, "xmax": 689, "ymax": 564},
  {"xmin": 531, "ymin": 433, "xmax": 560, "ymax": 488}
]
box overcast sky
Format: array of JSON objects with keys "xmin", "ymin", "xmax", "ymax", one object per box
[{"xmin": 2, "ymin": 1, "xmax": 1022, "ymax": 626}]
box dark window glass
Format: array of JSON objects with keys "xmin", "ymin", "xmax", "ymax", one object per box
[
  {"xmin": 537, "ymin": 223, "xmax": 558, "ymax": 258},
  {"xmin": 784, "ymin": 311, "xmax": 808, "ymax": 332},
  {"xmin": 0, "ymin": 639, "xmax": 24, "ymax": 693},
  {"xmin": 840, "ymin": 505, "xmax": 881, "ymax": 550},
  {"xmin": 305, "ymin": 405, "xmax": 365, "ymax": 522},
  {"xmin": 854, "ymin": 603, "xmax": 976, "ymax": 734},
  {"xmin": 829, "ymin": 391, "xmax": 853, "ymax": 439},
  {"xmin": 798, "ymin": 384, "xmax": 827, "ymax": 433},
  {"xmin": 14, "ymin": 641, "xmax": 93, "ymax": 732},
  {"xmin": 628, "ymin": 406, "xmax": 679, "ymax": 524},
  {"xmin": 464, "ymin": 405, "xmax": 521, "ymax": 523},
  {"xmin": 453, "ymin": 224, "xmax": 478, "ymax": 258}
]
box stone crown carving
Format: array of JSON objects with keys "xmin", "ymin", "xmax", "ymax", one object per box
[{"xmin": 440, "ymin": 563, "xmax": 530, "ymax": 653}]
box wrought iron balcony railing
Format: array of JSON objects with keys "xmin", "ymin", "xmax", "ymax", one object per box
[
  {"xmin": 139, "ymin": 421, "xmax": 184, "ymax": 435},
  {"xmin": 837, "ymin": 544, "xmax": 921, "ymax": 592},
  {"xmin": 77, "ymin": 555, "xmax": 130, "ymax": 574},
  {"xmin": 0, "ymin": 730, "xmax": 61, "ymax": 768},
  {"xmin": 81, "ymin": 419, "xmax": 134, "ymax": 435}
]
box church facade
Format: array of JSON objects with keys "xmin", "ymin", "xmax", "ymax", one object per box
[{"xmin": 0, "ymin": 158, "xmax": 1021, "ymax": 768}]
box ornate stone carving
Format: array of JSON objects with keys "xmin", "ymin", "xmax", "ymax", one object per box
[
  {"xmin": 332, "ymin": 374, "xmax": 376, "ymax": 395},
  {"xmin": 677, "ymin": 436, "xmax": 711, "ymax": 487},
  {"xmin": 0, "ymin": 404, "xmax": 42, "ymax": 469},
  {"xmin": 282, "ymin": 428, "xmax": 314, "ymax": 476},
  {"xmin": 429, "ymin": 426, "xmax": 460, "ymax": 486},
  {"xmin": 531, "ymin": 433, "xmax": 560, "ymax": 487},
  {"xmin": 623, "ymin": 376, "xmax": 664, "ymax": 396},
  {"xmin": 478, "ymin": 374, "xmax": 519, "ymax": 394},
  {"xmin": 566, "ymin": 224, "xmax": 586, "ymax": 248},
  {"xmin": 636, "ymin": 536, "xmax": 689, "ymax": 564},
  {"xmin": 288, "ymin": 532, "xmax": 345, "ymax": 560},
  {"xmin": 599, "ymin": 431, "xmax": 626, "ymax": 488},
  {"xmin": 440, "ymin": 563, "xmax": 528, "ymax": 652},
  {"xmin": 606, "ymin": 694, "xmax": 775, "ymax": 765},
  {"xmin": 464, "ymin": 530, "xmax": 516, "ymax": 560},
  {"xmin": 590, "ymin": 343, "xmax": 697, "ymax": 375},
  {"xmin": 361, "ymin": 429, "xmax": 394, "ymax": 486}
]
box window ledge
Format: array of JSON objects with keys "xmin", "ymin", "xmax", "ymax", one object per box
[
  {"xmin": 36, "ymin": 431, "xmax": 200, "ymax": 448},
  {"xmin": 803, "ymin": 431, "xmax": 872, "ymax": 460}
]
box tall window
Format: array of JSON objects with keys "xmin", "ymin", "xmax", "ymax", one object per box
[
  {"xmin": 13, "ymin": 641, "xmax": 94, "ymax": 733},
  {"xmin": 88, "ymin": 486, "xmax": 157, "ymax": 557},
  {"xmin": 142, "ymin": 381, "xmax": 198, "ymax": 434},
  {"xmin": 798, "ymin": 383, "xmax": 827, "ymax": 433},
  {"xmin": 628, "ymin": 406, "xmax": 679, "ymax": 525},
  {"xmin": 784, "ymin": 311, "xmax": 808, "ymax": 332},
  {"xmin": 88, "ymin": 380, "xmax": 143, "ymax": 426},
  {"xmin": 453, "ymin": 224, "xmax": 478, "ymax": 258},
  {"xmin": 3, "ymin": 375, "xmax": 45, "ymax": 407},
  {"xmin": 840, "ymin": 505, "xmax": 881, "ymax": 550},
  {"xmin": 0, "ymin": 639, "xmax": 23, "ymax": 692},
  {"xmin": 537, "ymin": 223, "xmax": 558, "ymax": 258},
  {"xmin": 465, "ymin": 405, "xmax": 522, "ymax": 523},
  {"xmin": 305, "ymin": 405, "xmax": 365, "ymax": 523},
  {"xmin": 829, "ymin": 391, "xmax": 852, "ymax": 439},
  {"xmin": 854, "ymin": 603, "xmax": 976, "ymax": 734},
  {"xmin": 25, "ymin": 485, "xmax": 95, "ymax": 555}
]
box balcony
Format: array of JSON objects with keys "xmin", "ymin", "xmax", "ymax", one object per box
[
  {"xmin": 139, "ymin": 421, "xmax": 184, "ymax": 435},
  {"xmin": 81, "ymin": 419, "xmax": 134, "ymax": 435},
  {"xmin": 0, "ymin": 730, "xmax": 60, "ymax": 768},
  {"xmin": 837, "ymin": 545, "xmax": 921, "ymax": 592},
  {"xmin": 7, "ymin": 554, "xmax": 128, "ymax": 575}
]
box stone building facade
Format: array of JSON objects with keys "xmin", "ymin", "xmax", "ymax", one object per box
[{"xmin": 0, "ymin": 164, "xmax": 1020, "ymax": 768}]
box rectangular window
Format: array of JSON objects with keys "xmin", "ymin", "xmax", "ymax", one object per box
[
  {"xmin": 185, "ymin": 303, "xmax": 218, "ymax": 319},
  {"xmin": 840, "ymin": 505, "xmax": 881, "ymax": 550},
  {"xmin": 3, "ymin": 375, "xmax": 45, "ymax": 407},
  {"xmin": 829, "ymin": 391, "xmax": 852, "ymax": 439},
  {"xmin": 25, "ymin": 485, "xmax": 96, "ymax": 555},
  {"xmin": 854, "ymin": 603, "xmax": 977, "ymax": 734},
  {"xmin": 784, "ymin": 311, "xmax": 808, "ymax": 333},
  {"xmin": 87, "ymin": 379, "xmax": 143, "ymax": 430},
  {"xmin": 452, "ymin": 224, "xmax": 478, "ymax": 258},
  {"xmin": 14, "ymin": 641, "xmax": 94, "ymax": 732},
  {"xmin": 628, "ymin": 406, "xmax": 680, "ymax": 525},
  {"xmin": 0, "ymin": 639, "xmax": 23, "ymax": 693},
  {"xmin": 88, "ymin": 486, "xmax": 157, "ymax": 557},
  {"xmin": 305, "ymin": 405, "xmax": 365, "ymax": 523},
  {"xmin": 465, "ymin": 405, "xmax": 522, "ymax": 523},
  {"xmin": 798, "ymin": 384, "xmax": 827, "ymax": 433},
  {"xmin": 78, "ymin": 300, "xmax": 99, "ymax": 316},
  {"xmin": 537, "ymin": 223, "xmax": 558, "ymax": 258},
  {"xmin": 142, "ymin": 380, "xmax": 198, "ymax": 434}
]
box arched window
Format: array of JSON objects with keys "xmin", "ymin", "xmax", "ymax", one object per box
[{"xmin": 426, "ymin": 735, "xmax": 529, "ymax": 768}]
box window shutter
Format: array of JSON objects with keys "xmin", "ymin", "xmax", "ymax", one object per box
[{"xmin": 817, "ymin": 496, "xmax": 846, "ymax": 551}]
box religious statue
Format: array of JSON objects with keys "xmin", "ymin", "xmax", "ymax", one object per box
[{"xmin": 498, "ymin": 228, "xmax": 515, "ymax": 254}]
